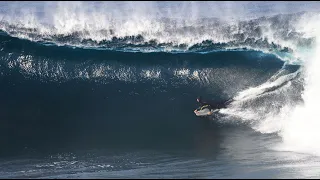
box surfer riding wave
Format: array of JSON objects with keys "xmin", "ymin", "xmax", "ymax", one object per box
[{"xmin": 194, "ymin": 96, "xmax": 233, "ymax": 116}]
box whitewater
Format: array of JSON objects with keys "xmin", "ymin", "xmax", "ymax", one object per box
[{"xmin": 0, "ymin": 1, "xmax": 320, "ymax": 178}]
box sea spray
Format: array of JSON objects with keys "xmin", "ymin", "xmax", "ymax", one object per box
[{"xmin": 280, "ymin": 14, "xmax": 320, "ymax": 155}]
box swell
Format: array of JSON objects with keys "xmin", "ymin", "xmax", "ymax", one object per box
[
  {"xmin": 0, "ymin": 6, "xmax": 311, "ymax": 156},
  {"xmin": 0, "ymin": 31, "xmax": 301, "ymax": 156}
]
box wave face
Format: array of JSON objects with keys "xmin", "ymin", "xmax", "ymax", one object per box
[
  {"xmin": 0, "ymin": 1, "xmax": 319, "ymax": 158},
  {"xmin": 0, "ymin": 32, "xmax": 295, "ymax": 154}
]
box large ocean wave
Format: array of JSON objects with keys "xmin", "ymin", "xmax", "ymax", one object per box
[{"xmin": 0, "ymin": 1, "xmax": 319, "ymax": 157}]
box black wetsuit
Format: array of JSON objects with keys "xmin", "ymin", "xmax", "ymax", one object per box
[{"xmin": 198, "ymin": 98, "xmax": 232, "ymax": 111}]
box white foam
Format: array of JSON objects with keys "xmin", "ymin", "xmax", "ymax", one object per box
[
  {"xmin": 218, "ymin": 13, "xmax": 320, "ymax": 156},
  {"xmin": 0, "ymin": 2, "xmax": 316, "ymax": 64},
  {"xmin": 279, "ymin": 14, "xmax": 320, "ymax": 156},
  {"xmin": 219, "ymin": 68, "xmax": 301, "ymax": 132},
  {"xmin": 234, "ymin": 69, "xmax": 299, "ymax": 102}
]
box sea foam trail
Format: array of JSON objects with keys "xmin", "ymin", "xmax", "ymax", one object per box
[
  {"xmin": 219, "ymin": 13, "xmax": 320, "ymax": 156},
  {"xmin": 218, "ymin": 67, "xmax": 302, "ymax": 126}
]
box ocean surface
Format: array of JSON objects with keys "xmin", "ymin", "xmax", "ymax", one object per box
[{"xmin": 1, "ymin": 1, "xmax": 320, "ymax": 178}]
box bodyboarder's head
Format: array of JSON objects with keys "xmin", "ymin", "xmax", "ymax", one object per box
[{"xmin": 197, "ymin": 96, "xmax": 202, "ymax": 102}]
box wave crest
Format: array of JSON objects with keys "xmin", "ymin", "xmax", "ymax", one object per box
[{"xmin": 0, "ymin": 11, "xmax": 315, "ymax": 58}]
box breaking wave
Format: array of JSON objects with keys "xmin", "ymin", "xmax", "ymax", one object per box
[{"xmin": 0, "ymin": 1, "xmax": 319, "ymax": 157}]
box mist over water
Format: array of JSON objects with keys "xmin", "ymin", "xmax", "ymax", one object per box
[
  {"xmin": 0, "ymin": 1, "xmax": 317, "ymax": 57},
  {"xmin": 278, "ymin": 17, "xmax": 320, "ymax": 156}
]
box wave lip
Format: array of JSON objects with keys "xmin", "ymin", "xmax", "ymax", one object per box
[{"xmin": 0, "ymin": 12, "xmax": 315, "ymax": 59}]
